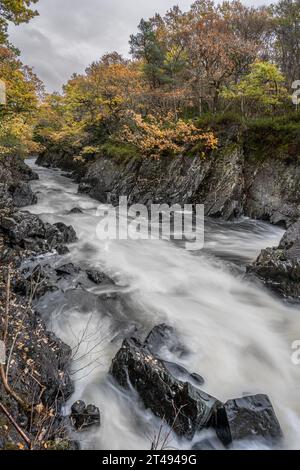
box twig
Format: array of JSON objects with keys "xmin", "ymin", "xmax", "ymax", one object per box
[
  {"xmin": 0, "ymin": 401, "xmax": 31, "ymax": 448},
  {"xmin": 0, "ymin": 364, "xmax": 27, "ymax": 409},
  {"xmin": 3, "ymin": 264, "xmax": 11, "ymax": 344},
  {"xmin": 5, "ymin": 330, "xmax": 20, "ymax": 381}
]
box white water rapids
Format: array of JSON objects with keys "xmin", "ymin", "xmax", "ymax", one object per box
[{"xmin": 24, "ymin": 159, "xmax": 300, "ymax": 450}]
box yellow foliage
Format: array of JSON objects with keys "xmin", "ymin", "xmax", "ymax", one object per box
[
  {"xmin": 0, "ymin": 115, "xmax": 42, "ymax": 156},
  {"xmin": 118, "ymin": 112, "xmax": 218, "ymax": 158}
]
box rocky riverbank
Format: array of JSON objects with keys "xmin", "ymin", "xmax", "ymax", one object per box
[{"xmin": 0, "ymin": 155, "xmax": 80, "ymax": 449}]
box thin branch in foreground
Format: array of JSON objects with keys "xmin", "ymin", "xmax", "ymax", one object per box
[{"xmin": 0, "ymin": 401, "xmax": 31, "ymax": 448}]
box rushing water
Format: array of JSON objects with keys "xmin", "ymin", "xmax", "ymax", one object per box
[{"xmin": 24, "ymin": 159, "xmax": 300, "ymax": 450}]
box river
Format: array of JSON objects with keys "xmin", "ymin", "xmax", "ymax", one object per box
[{"xmin": 23, "ymin": 159, "xmax": 300, "ymax": 450}]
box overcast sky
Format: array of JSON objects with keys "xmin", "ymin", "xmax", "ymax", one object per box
[{"xmin": 8, "ymin": 0, "xmax": 273, "ymax": 92}]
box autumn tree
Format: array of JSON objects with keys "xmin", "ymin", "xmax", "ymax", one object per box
[
  {"xmin": 271, "ymin": 0, "xmax": 300, "ymax": 86},
  {"xmin": 0, "ymin": 0, "xmax": 39, "ymax": 44},
  {"xmin": 61, "ymin": 53, "xmax": 142, "ymax": 133},
  {"xmin": 184, "ymin": 3, "xmax": 258, "ymax": 113}
]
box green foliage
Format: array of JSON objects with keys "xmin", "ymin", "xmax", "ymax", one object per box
[
  {"xmin": 99, "ymin": 141, "xmax": 139, "ymax": 163},
  {"xmin": 129, "ymin": 18, "xmax": 167, "ymax": 89},
  {"xmin": 222, "ymin": 61, "xmax": 289, "ymax": 116},
  {"xmin": 0, "ymin": 45, "xmax": 42, "ymax": 156},
  {"xmin": 244, "ymin": 111, "xmax": 300, "ymax": 160}
]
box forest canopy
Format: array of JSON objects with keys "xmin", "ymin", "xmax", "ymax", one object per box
[
  {"xmin": 35, "ymin": 0, "xmax": 300, "ymax": 162},
  {"xmin": 1, "ymin": 0, "xmax": 300, "ymax": 161}
]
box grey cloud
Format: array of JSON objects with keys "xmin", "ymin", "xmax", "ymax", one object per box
[{"xmin": 8, "ymin": 0, "xmax": 272, "ymax": 92}]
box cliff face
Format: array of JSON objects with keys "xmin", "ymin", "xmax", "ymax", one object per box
[
  {"xmin": 244, "ymin": 157, "xmax": 300, "ymax": 227},
  {"xmin": 77, "ymin": 145, "xmax": 245, "ymax": 220},
  {"xmin": 37, "ymin": 138, "xmax": 300, "ymax": 227}
]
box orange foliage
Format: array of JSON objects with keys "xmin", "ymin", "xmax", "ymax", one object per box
[{"xmin": 118, "ymin": 111, "xmax": 218, "ymax": 158}]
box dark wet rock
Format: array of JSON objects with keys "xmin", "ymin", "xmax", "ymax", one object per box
[
  {"xmin": 70, "ymin": 400, "xmax": 100, "ymax": 431},
  {"xmin": 144, "ymin": 323, "xmax": 188, "ymax": 358},
  {"xmin": 70, "ymin": 207, "xmax": 83, "ymax": 214},
  {"xmin": 53, "ymin": 222, "xmax": 77, "ymax": 244},
  {"xmin": 56, "ymin": 263, "xmax": 81, "ymax": 276},
  {"xmin": 29, "ymin": 328, "xmax": 74, "ymax": 407},
  {"xmin": 244, "ymin": 158, "xmax": 300, "ymax": 227},
  {"xmin": 279, "ymin": 219, "xmax": 300, "ymax": 253},
  {"xmin": 8, "ymin": 182, "xmax": 37, "ymax": 207},
  {"xmin": 215, "ymin": 394, "xmax": 282, "ymax": 447},
  {"xmin": 57, "ymin": 245, "xmax": 70, "ymax": 255},
  {"xmin": 0, "ymin": 184, "xmax": 14, "ymax": 210},
  {"xmin": 86, "ymin": 269, "xmax": 113, "ymax": 285},
  {"xmin": 0, "ymin": 212, "xmax": 78, "ymax": 255},
  {"xmin": 162, "ymin": 361, "xmax": 205, "ymax": 387},
  {"xmin": 249, "ymin": 248, "xmax": 300, "ymax": 299},
  {"xmin": 143, "ymin": 324, "xmax": 204, "ymax": 386},
  {"xmin": 248, "ymin": 219, "xmax": 300, "ymax": 300},
  {"xmin": 190, "ymin": 373, "xmax": 205, "ymax": 387},
  {"xmin": 110, "ymin": 337, "xmax": 220, "ymax": 439},
  {"xmin": 13, "ymin": 264, "xmax": 58, "ymax": 299}
]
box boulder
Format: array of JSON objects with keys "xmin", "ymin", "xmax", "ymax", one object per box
[
  {"xmin": 0, "ymin": 184, "xmax": 13, "ymax": 209},
  {"xmin": 162, "ymin": 361, "xmax": 204, "ymax": 387},
  {"xmin": 110, "ymin": 337, "xmax": 220, "ymax": 439},
  {"xmin": 215, "ymin": 394, "xmax": 282, "ymax": 446},
  {"xmin": 53, "ymin": 222, "xmax": 77, "ymax": 244},
  {"xmin": 248, "ymin": 219, "xmax": 300, "ymax": 300},
  {"xmin": 56, "ymin": 263, "xmax": 80, "ymax": 276},
  {"xmin": 8, "ymin": 182, "xmax": 37, "ymax": 207},
  {"xmin": 70, "ymin": 400, "xmax": 100, "ymax": 430},
  {"xmin": 0, "ymin": 212, "xmax": 77, "ymax": 254},
  {"xmin": 144, "ymin": 323, "xmax": 187, "ymax": 358},
  {"xmin": 86, "ymin": 269, "xmax": 113, "ymax": 285},
  {"xmin": 13, "ymin": 264, "xmax": 58, "ymax": 299},
  {"xmin": 69, "ymin": 207, "xmax": 83, "ymax": 214}
]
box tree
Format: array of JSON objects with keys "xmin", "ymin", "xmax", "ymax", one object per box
[
  {"xmin": 219, "ymin": 1, "xmax": 273, "ymax": 54},
  {"xmin": 0, "ymin": 0, "xmax": 39, "ymax": 44},
  {"xmin": 62, "ymin": 54, "xmax": 142, "ymax": 132},
  {"xmin": 129, "ymin": 18, "xmax": 166, "ymax": 89},
  {"xmin": 0, "ymin": 46, "xmax": 42, "ymax": 116},
  {"xmin": 271, "ymin": 0, "xmax": 300, "ymax": 86},
  {"xmin": 184, "ymin": 5, "xmax": 258, "ymax": 113},
  {"xmin": 0, "ymin": 45, "xmax": 42, "ymax": 156},
  {"xmin": 222, "ymin": 61, "xmax": 288, "ymax": 116}
]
